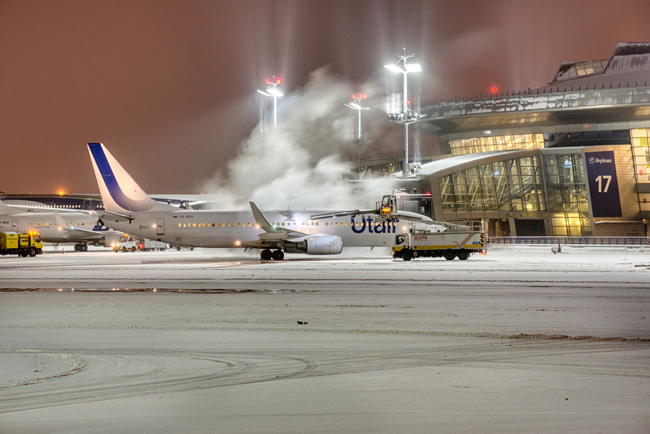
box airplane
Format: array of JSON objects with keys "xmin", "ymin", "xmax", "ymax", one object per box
[
  {"xmin": 0, "ymin": 200, "xmax": 122, "ymax": 251},
  {"xmin": 87, "ymin": 142, "xmax": 433, "ymax": 260},
  {"xmin": 0, "ymin": 192, "xmax": 226, "ymax": 211}
]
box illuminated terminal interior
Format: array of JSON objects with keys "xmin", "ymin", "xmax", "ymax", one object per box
[
  {"xmin": 437, "ymin": 151, "xmax": 592, "ymax": 236},
  {"xmin": 449, "ymin": 134, "xmax": 545, "ymax": 156}
]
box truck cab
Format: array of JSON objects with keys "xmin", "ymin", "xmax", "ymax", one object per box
[{"xmin": 0, "ymin": 231, "xmax": 43, "ymax": 257}]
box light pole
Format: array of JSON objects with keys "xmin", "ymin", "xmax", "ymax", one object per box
[
  {"xmin": 344, "ymin": 93, "xmax": 370, "ymax": 161},
  {"xmin": 385, "ymin": 49, "xmax": 422, "ymax": 177},
  {"xmin": 257, "ymin": 76, "xmax": 283, "ymax": 129}
]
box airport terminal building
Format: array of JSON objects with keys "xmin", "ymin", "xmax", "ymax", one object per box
[{"xmin": 393, "ymin": 42, "xmax": 650, "ymax": 238}]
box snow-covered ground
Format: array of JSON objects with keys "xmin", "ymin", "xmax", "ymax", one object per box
[{"xmin": 1, "ymin": 246, "xmax": 649, "ymax": 433}]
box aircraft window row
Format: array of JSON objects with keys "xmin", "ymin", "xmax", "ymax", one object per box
[
  {"xmin": 273, "ymin": 221, "xmax": 319, "ymax": 227},
  {"xmin": 176, "ymin": 222, "xmax": 266, "ymax": 228},
  {"xmin": 176, "ymin": 221, "xmax": 397, "ymax": 228},
  {"xmin": 5, "ymin": 202, "xmax": 104, "ymax": 210},
  {"xmin": 29, "ymin": 222, "xmax": 92, "ymax": 227}
]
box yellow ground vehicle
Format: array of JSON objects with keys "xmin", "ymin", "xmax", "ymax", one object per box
[{"xmin": 0, "ymin": 231, "xmax": 43, "ymax": 257}]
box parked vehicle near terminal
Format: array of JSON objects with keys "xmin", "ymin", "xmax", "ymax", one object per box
[
  {"xmin": 392, "ymin": 222, "xmax": 486, "ymax": 261},
  {"xmin": 0, "ymin": 231, "xmax": 43, "ymax": 257},
  {"xmin": 113, "ymin": 235, "xmax": 138, "ymax": 252},
  {"xmin": 113, "ymin": 235, "xmax": 167, "ymax": 252},
  {"xmin": 139, "ymin": 238, "xmax": 167, "ymax": 251}
]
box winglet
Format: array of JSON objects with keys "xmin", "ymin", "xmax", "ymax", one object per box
[
  {"xmin": 52, "ymin": 211, "xmax": 71, "ymax": 230},
  {"xmin": 249, "ymin": 201, "xmax": 273, "ymax": 232}
]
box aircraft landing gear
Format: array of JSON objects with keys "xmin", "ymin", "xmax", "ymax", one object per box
[
  {"xmin": 260, "ymin": 249, "xmax": 284, "ymax": 261},
  {"xmin": 74, "ymin": 243, "xmax": 88, "ymax": 252}
]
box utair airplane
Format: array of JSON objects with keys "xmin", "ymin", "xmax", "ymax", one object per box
[
  {"xmin": 88, "ymin": 143, "xmax": 434, "ymax": 260},
  {"xmin": 0, "ymin": 200, "xmax": 122, "ymax": 251}
]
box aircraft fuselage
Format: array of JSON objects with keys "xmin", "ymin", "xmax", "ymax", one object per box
[{"xmin": 105, "ymin": 209, "xmax": 401, "ymax": 249}]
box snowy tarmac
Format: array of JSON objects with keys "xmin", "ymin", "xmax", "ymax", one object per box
[{"xmin": 1, "ymin": 245, "xmax": 649, "ymax": 433}]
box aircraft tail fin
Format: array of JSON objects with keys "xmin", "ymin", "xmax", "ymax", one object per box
[
  {"xmin": 0, "ymin": 200, "xmax": 9, "ymax": 215},
  {"xmin": 0, "ymin": 200, "xmax": 20, "ymax": 216},
  {"xmin": 87, "ymin": 143, "xmax": 172, "ymax": 214}
]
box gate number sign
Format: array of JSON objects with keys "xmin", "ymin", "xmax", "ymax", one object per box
[{"xmin": 586, "ymin": 151, "xmax": 622, "ymax": 217}]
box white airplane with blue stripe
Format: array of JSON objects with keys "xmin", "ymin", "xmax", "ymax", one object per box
[
  {"xmin": 87, "ymin": 143, "xmax": 431, "ymax": 260},
  {"xmin": 0, "ymin": 199, "xmax": 122, "ymax": 251}
]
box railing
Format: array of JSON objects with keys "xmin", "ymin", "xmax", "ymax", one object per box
[
  {"xmin": 489, "ymin": 236, "xmax": 649, "ymax": 245},
  {"xmin": 425, "ymin": 81, "xmax": 650, "ymax": 105}
]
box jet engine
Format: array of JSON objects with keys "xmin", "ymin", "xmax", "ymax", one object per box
[{"xmin": 284, "ymin": 234, "xmax": 343, "ymax": 255}]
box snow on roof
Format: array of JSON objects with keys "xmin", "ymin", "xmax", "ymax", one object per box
[
  {"xmin": 416, "ymin": 150, "xmax": 533, "ymax": 177},
  {"xmin": 550, "ymin": 42, "xmax": 650, "ymax": 85}
]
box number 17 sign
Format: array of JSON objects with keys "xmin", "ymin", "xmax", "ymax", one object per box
[{"xmin": 586, "ymin": 150, "xmax": 622, "ymax": 217}]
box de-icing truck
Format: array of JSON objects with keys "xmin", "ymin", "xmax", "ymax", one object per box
[{"xmin": 392, "ymin": 221, "xmax": 486, "ymax": 261}]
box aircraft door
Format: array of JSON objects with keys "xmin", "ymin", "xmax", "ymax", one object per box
[
  {"xmin": 157, "ymin": 218, "xmax": 165, "ymax": 235},
  {"xmin": 11, "ymin": 219, "xmax": 18, "ymax": 232}
]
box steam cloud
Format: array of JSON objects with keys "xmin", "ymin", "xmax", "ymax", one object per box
[{"xmin": 202, "ymin": 67, "xmax": 396, "ymax": 211}]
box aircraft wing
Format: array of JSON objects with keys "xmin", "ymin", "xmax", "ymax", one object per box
[
  {"xmin": 309, "ymin": 209, "xmax": 374, "ymax": 220},
  {"xmin": 97, "ymin": 210, "xmax": 135, "ymax": 223},
  {"xmin": 52, "ymin": 212, "xmax": 104, "ymax": 240},
  {"xmin": 310, "ymin": 209, "xmax": 434, "ymax": 224}
]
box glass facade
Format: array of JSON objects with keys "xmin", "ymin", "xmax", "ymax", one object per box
[
  {"xmin": 347, "ymin": 162, "xmax": 399, "ymax": 180},
  {"xmin": 440, "ymin": 155, "xmax": 545, "ymax": 214},
  {"xmin": 631, "ymin": 128, "xmax": 650, "ymax": 184},
  {"xmin": 449, "ymin": 134, "xmax": 544, "ymax": 156},
  {"xmin": 439, "ymin": 152, "xmax": 592, "ymax": 236},
  {"xmin": 542, "ymin": 154, "xmax": 592, "ymax": 236},
  {"xmin": 631, "ymin": 128, "xmax": 650, "ymax": 212},
  {"xmin": 553, "ymin": 60, "xmax": 608, "ymax": 82}
]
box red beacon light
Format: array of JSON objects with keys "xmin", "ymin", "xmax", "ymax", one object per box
[
  {"xmin": 275, "ymin": 77, "xmax": 282, "ymax": 84},
  {"xmin": 490, "ymin": 86, "xmax": 498, "ymax": 94}
]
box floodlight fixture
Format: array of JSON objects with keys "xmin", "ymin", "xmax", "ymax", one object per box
[
  {"xmin": 344, "ymin": 94, "xmax": 371, "ymax": 161},
  {"xmin": 258, "ymin": 75, "xmax": 283, "ymax": 128},
  {"xmin": 267, "ymin": 88, "xmax": 283, "ymax": 97},
  {"xmin": 384, "ymin": 48, "xmax": 423, "ymax": 178},
  {"xmin": 345, "ymin": 102, "xmax": 366, "ymax": 110},
  {"xmin": 383, "ymin": 64, "xmax": 403, "ymax": 73},
  {"xmin": 405, "ymin": 63, "xmax": 422, "ymax": 73}
]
